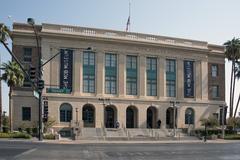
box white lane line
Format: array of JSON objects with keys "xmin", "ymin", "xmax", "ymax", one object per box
[{"xmin": 14, "ymin": 148, "xmax": 37, "ymax": 159}]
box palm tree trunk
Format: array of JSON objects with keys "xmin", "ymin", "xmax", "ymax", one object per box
[
  {"xmin": 234, "ymin": 93, "xmax": 240, "ymax": 118},
  {"xmin": 229, "ymin": 61, "xmax": 235, "ymax": 117},
  {"xmin": 231, "ymin": 61, "xmax": 236, "ymax": 116},
  {"xmin": 9, "ymin": 87, "xmax": 12, "ymax": 132}
]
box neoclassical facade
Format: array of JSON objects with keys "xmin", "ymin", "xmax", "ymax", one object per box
[{"xmin": 11, "ymin": 23, "xmax": 225, "ymax": 134}]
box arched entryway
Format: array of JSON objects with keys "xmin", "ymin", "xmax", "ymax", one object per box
[
  {"xmin": 147, "ymin": 106, "xmax": 158, "ymax": 128},
  {"xmin": 59, "ymin": 103, "xmax": 72, "ymax": 122},
  {"xmin": 82, "ymin": 104, "xmax": 95, "ymax": 127},
  {"xmin": 105, "ymin": 105, "xmax": 117, "ymax": 128},
  {"xmin": 126, "ymin": 106, "xmax": 138, "ymax": 128},
  {"xmin": 185, "ymin": 108, "xmax": 195, "ymax": 125},
  {"xmin": 166, "ymin": 107, "xmax": 177, "ymax": 129}
]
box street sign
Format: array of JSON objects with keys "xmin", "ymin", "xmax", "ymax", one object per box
[
  {"xmin": 46, "ymin": 88, "xmax": 71, "ymax": 94},
  {"xmin": 33, "ymin": 90, "xmax": 39, "ymax": 99}
]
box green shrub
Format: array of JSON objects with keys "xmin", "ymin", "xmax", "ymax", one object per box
[
  {"xmin": 11, "ymin": 132, "xmax": 31, "ymax": 139},
  {"xmin": 43, "ymin": 134, "xmax": 55, "ymax": 140},
  {"xmin": 224, "ymin": 134, "xmax": 240, "ymax": 140},
  {"xmin": 0, "ymin": 132, "xmax": 31, "ymax": 139}
]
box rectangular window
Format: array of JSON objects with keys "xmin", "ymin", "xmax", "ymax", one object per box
[
  {"xmin": 83, "ymin": 51, "xmax": 95, "ymax": 93},
  {"xmin": 23, "ymin": 48, "xmax": 32, "ymax": 63},
  {"xmin": 166, "ymin": 80, "xmax": 176, "ymax": 97},
  {"xmin": 211, "ymin": 65, "xmax": 218, "ymax": 77},
  {"xmin": 105, "ymin": 53, "xmax": 117, "ymax": 94},
  {"xmin": 147, "ymin": 57, "xmax": 157, "ymax": 96},
  {"xmin": 22, "ymin": 107, "xmax": 31, "ymax": 121},
  {"xmin": 184, "ymin": 60, "xmax": 194, "ymax": 98},
  {"xmin": 126, "ymin": 55, "xmax": 137, "ymax": 95},
  {"xmin": 212, "ymin": 85, "xmax": 219, "ymax": 98},
  {"xmin": 166, "ymin": 59, "xmax": 176, "ymax": 97}
]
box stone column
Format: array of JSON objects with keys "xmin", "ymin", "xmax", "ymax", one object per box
[
  {"xmin": 95, "ymin": 103, "xmax": 104, "ymax": 128},
  {"xmin": 177, "ymin": 58, "xmax": 184, "ymax": 99},
  {"xmin": 158, "ymin": 57, "xmax": 165, "ymax": 99},
  {"xmin": 138, "ymin": 106, "xmax": 147, "ymax": 128},
  {"xmin": 139, "ymin": 55, "xmax": 146, "ymax": 98},
  {"xmin": 50, "ymin": 47, "xmax": 60, "ymax": 88},
  {"xmin": 73, "ymin": 49, "xmax": 81, "ymax": 95},
  {"xmin": 195, "ymin": 60, "xmax": 202, "ymax": 100},
  {"xmin": 96, "ymin": 51, "xmax": 104, "ymax": 96},
  {"xmin": 118, "ymin": 54, "xmax": 126, "ymax": 97},
  {"xmin": 201, "ymin": 60, "xmax": 208, "ymax": 100}
]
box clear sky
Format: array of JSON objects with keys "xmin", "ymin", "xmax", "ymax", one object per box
[{"xmin": 0, "ymin": 0, "xmax": 240, "ymax": 114}]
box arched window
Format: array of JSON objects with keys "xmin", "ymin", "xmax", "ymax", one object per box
[
  {"xmin": 60, "ymin": 103, "xmax": 72, "ymax": 122},
  {"xmin": 185, "ymin": 108, "xmax": 194, "ymax": 124}
]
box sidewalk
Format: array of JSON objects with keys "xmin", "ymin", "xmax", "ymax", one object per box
[{"xmin": 1, "ymin": 138, "xmax": 240, "ymax": 144}]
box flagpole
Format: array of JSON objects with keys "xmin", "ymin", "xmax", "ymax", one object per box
[{"xmin": 129, "ymin": 0, "xmax": 131, "ymax": 32}]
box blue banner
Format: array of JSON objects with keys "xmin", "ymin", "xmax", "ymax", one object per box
[
  {"xmin": 184, "ymin": 61, "xmax": 194, "ymax": 98},
  {"xmin": 60, "ymin": 49, "xmax": 73, "ymax": 92}
]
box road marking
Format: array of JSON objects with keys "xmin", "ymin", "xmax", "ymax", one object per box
[{"xmin": 14, "ymin": 148, "xmax": 37, "ymax": 159}]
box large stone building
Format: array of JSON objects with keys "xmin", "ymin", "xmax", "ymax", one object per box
[{"xmin": 11, "ymin": 22, "xmax": 225, "ymax": 137}]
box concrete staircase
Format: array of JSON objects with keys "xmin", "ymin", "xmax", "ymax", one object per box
[
  {"xmin": 73, "ymin": 127, "xmax": 198, "ymax": 141},
  {"xmin": 76, "ymin": 128, "xmax": 104, "ymax": 140}
]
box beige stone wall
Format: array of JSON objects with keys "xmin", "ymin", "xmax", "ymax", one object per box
[{"xmin": 11, "ymin": 23, "xmax": 226, "ymax": 132}]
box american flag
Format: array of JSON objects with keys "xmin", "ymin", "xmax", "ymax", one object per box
[{"xmin": 126, "ymin": 16, "xmax": 130, "ymax": 32}]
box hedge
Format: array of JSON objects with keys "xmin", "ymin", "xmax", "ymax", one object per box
[
  {"xmin": 0, "ymin": 132, "xmax": 31, "ymax": 139},
  {"xmin": 224, "ymin": 134, "xmax": 240, "ymax": 140},
  {"xmin": 43, "ymin": 134, "xmax": 55, "ymax": 140}
]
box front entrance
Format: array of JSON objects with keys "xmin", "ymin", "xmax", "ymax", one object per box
[
  {"xmin": 105, "ymin": 106, "xmax": 117, "ymax": 128},
  {"xmin": 82, "ymin": 104, "xmax": 95, "ymax": 127},
  {"xmin": 126, "ymin": 106, "xmax": 138, "ymax": 128},
  {"xmin": 147, "ymin": 107, "xmax": 157, "ymax": 128},
  {"xmin": 166, "ymin": 107, "xmax": 177, "ymax": 129}
]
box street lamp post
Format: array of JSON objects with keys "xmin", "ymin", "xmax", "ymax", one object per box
[
  {"xmin": 27, "ymin": 18, "xmax": 43, "ymax": 141},
  {"xmin": 219, "ymin": 104, "xmax": 227, "ymax": 139},
  {"xmin": 170, "ymin": 101, "xmax": 179, "ymax": 137},
  {"xmin": 187, "ymin": 111, "xmax": 192, "ymax": 136}
]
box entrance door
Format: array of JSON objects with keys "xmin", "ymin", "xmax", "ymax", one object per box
[
  {"xmin": 82, "ymin": 105, "xmax": 95, "ymax": 127},
  {"xmin": 126, "ymin": 108, "xmax": 134, "ymax": 128},
  {"xmin": 147, "ymin": 108, "xmax": 153, "ymax": 128},
  {"xmin": 166, "ymin": 107, "xmax": 177, "ymax": 128},
  {"xmin": 105, "ymin": 107, "xmax": 115, "ymax": 128}
]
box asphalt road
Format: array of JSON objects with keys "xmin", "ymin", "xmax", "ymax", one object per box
[{"xmin": 0, "ymin": 140, "xmax": 240, "ymax": 160}]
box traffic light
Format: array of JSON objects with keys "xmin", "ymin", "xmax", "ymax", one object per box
[
  {"xmin": 43, "ymin": 100, "xmax": 48, "ymax": 122},
  {"xmin": 38, "ymin": 79, "xmax": 44, "ymax": 90},
  {"xmin": 29, "ymin": 66, "xmax": 36, "ymax": 81}
]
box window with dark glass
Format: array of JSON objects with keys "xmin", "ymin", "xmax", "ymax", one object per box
[
  {"xmin": 166, "ymin": 59, "xmax": 176, "ymax": 97},
  {"xmin": 185, "ymin": 108, "xmax": 194, "ymax": 124},
  {"xmin": 212, "ymin": 85, "xmax": 219, "ymax": 98},
  {"xmin": 126, "ymin": 55, "xmax": 137, "ymax": 95},
  {"xmin": 105, "ymin": 53, "xmax": 117, "ymax": 94},
  {"xmin": 22, "ymin": 107, "xmax": 31, "ymax": 121},
  {"xmin": 147, "ymin": 57, "xmax": 157, "ymax": 96},
  {"xmin": 83, "ymin": 51, "xmax": 95, "ymax": 93},
  {"xmin": 60, "ymin": 104, "xmax": 72, "ymax": 122},
  {"xmin": 23, "ymin": 48, "xmax": 32, "ymax": 63},
  {"xmin": 211, "ymin": 65, "xmax": 218, "ymax": 77}
]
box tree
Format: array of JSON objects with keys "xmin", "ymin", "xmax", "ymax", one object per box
[
  {"xmin": 0, "ymin": 61, "xmax": 24, "ymax": 131},
  {"xmin": 200, "ymin": 116, "xmax": 219, "ymax": 128},
  {"xmin": 0, "ymin": 24, "xmax": 10, "ymax": 132},
  {"xmin": 234, "ymin": 61, "xmax": 240, "ymax": 118},
  {"xmin": 224, "ymin": 38, "xmax": 240, "ymax": 117}
]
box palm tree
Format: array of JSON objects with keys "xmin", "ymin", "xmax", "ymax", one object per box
[
  {"xmin": 224, "ymin": 38, "xmax": 240, "ymax": 117},
  {"xmin": 0, "ymin": 61, "xmax": 24, "ymax": 131},
  {"xmin": 234, "ymin": 61, "xmax": 240, "ymax": 118},
  {"xmin": 0, "ymin": 24, "xmax": 10, "ymax": 131}
]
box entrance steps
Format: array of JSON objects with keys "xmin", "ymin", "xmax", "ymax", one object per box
[
  {"xmin": 74, "ymin": 128, "xmax": 197, "ymax": 141},
  {"xmin": 76, "ymin": 128, "xmax": 104, "ymax": 140}
]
